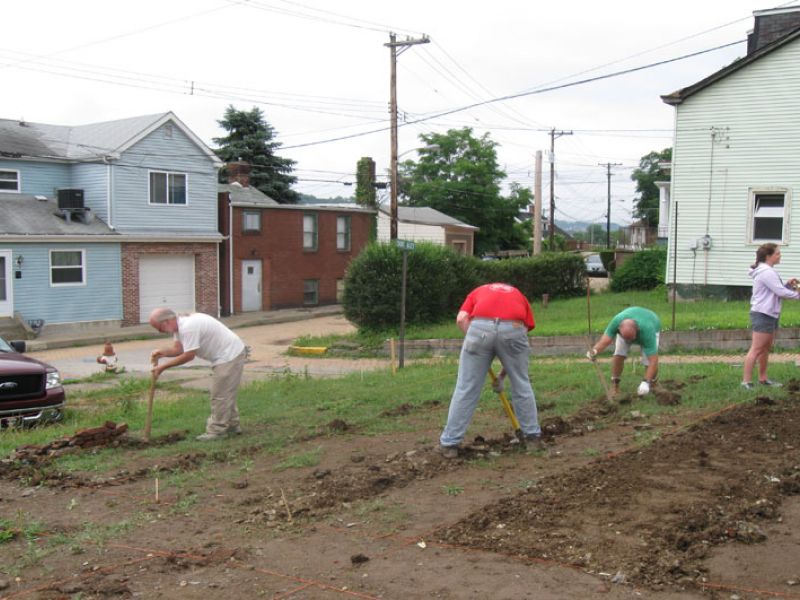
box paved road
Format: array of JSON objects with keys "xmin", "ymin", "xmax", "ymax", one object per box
[{"xmin": 28, "ymin": 315, "xmax": 391, "ymax": 388}]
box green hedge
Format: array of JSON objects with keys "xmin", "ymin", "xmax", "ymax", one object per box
[
  {"xmin": 610, "ymin": 247, "xmax": 667, "ymax": 292},
  {"xmin": 343, "ymin": 243, "xmax": 585, "ymax": 330}
]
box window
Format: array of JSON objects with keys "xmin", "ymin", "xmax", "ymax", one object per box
[
  {"xmin": 0, "ymin": 170, "xmax": 20, "ymax": 192},
  {"xmin": 149, "ymin": 171, "xmax": 187, "ymax": 205},
  {"xmin": 303, "ymin": 279, "xmax": 319, "ymax": 305},
  {"xmin": 303, "ymin": 213, "xmax": 318, "ymax": 251},
  {"xmin": 336, "ymin": 215, "xmax": 351, "ymax": 251},
  {"xmin": 50, "ymin": 250, "xmax": 85, "ymax": 286},
  {"xmin": 750, "ymin": 190, "xmax": 789, "ymax": 243},
  {"xmin": 243, "ymin": 211, "xmax": 261, "ymax": 232}
]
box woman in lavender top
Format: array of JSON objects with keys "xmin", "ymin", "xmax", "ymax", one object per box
[{"xmin": 742, "ymin": 243, "xmax": 800, "ymax": 389}]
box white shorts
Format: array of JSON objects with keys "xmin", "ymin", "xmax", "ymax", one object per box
[{"xmin": 613, "ymin": 333, "xmax": 659, "ymax": 366}]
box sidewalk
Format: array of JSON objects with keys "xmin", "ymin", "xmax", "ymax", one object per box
[{"xmin": 25, "ymin": 304, "xmax": 344, "ymax": 351}]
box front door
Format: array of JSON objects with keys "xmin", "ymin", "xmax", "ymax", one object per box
[
  {"xmin": 241, "ymin": 259, "xmax": 262, "ymax": 312},
  {"xmin": 0, "ymin": 250, "xmax": 12, "ymax": 317}
]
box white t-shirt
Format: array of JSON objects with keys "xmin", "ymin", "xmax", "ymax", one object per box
[{"xmin": 176, "ymin": 313, "xmax": 245, "ymax": 366}]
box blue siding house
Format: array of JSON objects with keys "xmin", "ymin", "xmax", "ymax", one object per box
[{"xmin": 0, "ymin": 112, "xmax": 223, "ymax": 333}]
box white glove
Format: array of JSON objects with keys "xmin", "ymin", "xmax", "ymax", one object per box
[
  {"xmin": 637, "ymin": 381, "xmax": 650, "ymax": 396},
  {"xmin": 586, "ymin": 348, "xmax": 598, "ymax": 362}
]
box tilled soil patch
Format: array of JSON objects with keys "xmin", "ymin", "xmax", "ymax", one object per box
[{"xmin": 435, "ymin": 397, "xmax": 800, "ymax": 591}]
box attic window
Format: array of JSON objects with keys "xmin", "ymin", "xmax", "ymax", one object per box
[
  {"xmin": 750, "ymin": 190, "xmax": 790, "ymax": 243},
  {"xmin": 0, "ymin": 169, "xmax": 20, "ymax": 192},
  {"xmin": 164, "ymin": 124, "xmax": 173, "ymax": 138}
]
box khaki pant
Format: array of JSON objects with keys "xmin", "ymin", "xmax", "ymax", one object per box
[{"xmin": 205, "ymin": 349, "xmax": 247, "ymax": 435}]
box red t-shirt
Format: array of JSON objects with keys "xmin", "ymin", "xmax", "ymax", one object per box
[{"xmin": 459, "ymin": 283, "xmax": 535, "ymax": 330}]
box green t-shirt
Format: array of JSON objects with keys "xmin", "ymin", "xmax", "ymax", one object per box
[{"xmin": 604, "ymin": 306, "xmax": 661, "ymax": 355}]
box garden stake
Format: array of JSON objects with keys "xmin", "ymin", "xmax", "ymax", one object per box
[{"xmin": 488, "ymin": 367, "xmax": 524, "ymax": 443}]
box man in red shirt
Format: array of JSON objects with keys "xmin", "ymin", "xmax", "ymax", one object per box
[{"xmin": 439, "ymin": 283, "xmax": 542, "ymax": 458}]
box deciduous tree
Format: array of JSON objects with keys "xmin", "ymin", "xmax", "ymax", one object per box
[{"xmin": 631, "ymin": 147, "xmax": 672, "ymax": 228}]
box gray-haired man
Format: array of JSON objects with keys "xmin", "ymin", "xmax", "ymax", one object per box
[{"xmin": 149, "ymin": 308, "xmax": 247, "ymax": 441}]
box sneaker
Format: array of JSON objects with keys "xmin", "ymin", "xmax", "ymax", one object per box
[
  {"xmin": 437, "ymin": 445, "xmax": 459, "ymax": 459},
  {"xmin": 524, "ymin": 435, "xmax": 545, "ymax": 451},
  {"xmin": 229, "ymin": 425, "xmax": 243, "ymax": 435},
  {"xmin": 740, "ymin": 382, "xmax": 754, "ymax": 390},
  {"xmin": 759, "ymin": 379, "xmax": 782, "ymax": 387},
  {"xmin": 196, "ymin": 432, "xmax": 224, "ymax": 442}
]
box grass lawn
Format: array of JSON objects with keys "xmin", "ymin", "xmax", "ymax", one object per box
[
  {"xmin": 3, "ymin": 356, "xmax": 788, "ymax": 473},
  {"xmin": 298, "ymin": 287, "xmax": 800, "ymax": 350}
]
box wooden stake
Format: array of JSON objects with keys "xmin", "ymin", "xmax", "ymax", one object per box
[
  {"xmin": 280, "ymin": 487, "xmax": 293, "ymax": 523},
  {"xmin": 155, "ymin": 477, "xmax": 160, "ymax": 503},
  {"xmin": 389, "ymin": 338, "xmax": 397, "ymax": 375}
]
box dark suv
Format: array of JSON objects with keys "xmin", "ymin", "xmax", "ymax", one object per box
[{"xmin": 0, "ymin": 336, "xmax": 65, "ymax": 426}]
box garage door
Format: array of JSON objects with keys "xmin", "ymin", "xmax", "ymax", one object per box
[{"xmin": 138, "ymin": 254, "xmax": 195, "ymax": 323}]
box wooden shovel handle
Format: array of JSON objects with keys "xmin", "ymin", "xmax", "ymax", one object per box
[{"xmin": 144, "ymin": 363, "xmax": 157, "ymax": 441}]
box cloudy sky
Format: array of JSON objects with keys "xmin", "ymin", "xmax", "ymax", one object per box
[{"xmin": 2, "ymin": 0, "xmax": 793, "ymax": 226}]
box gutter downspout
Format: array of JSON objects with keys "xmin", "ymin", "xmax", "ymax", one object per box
[{"xmin": 229, "ymin": 196, "xmax": 234, "ymax": 315}]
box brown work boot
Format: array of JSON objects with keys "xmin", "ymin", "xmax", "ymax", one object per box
[
  {"xmin": 524, "ymin": 435, "xmax": 545, "ymax": 451},
  {"xmin": 437, "ymin": 445, "xmax": 459, "ymax": 459}
]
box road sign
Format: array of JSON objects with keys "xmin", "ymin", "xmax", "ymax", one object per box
[{"xmin": 395, "ymin": 239, "xmax": 415, "ymax": 251}]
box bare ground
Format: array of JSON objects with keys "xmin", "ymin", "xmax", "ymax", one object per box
[{"xmin": 1, "ymin": 380, "xmax": 800, "ymax": 599}]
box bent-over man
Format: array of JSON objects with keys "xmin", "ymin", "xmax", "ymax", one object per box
[
  {"xmin": 587, "ymin": 306, "xmax": 661, "ymax": 397},
  {"xmin": 149, "ymin": 308, "xmax": 247, "ymax": 441},
  {"xmin": 439, "ymin": 283, "xmax": 542, "ymax": 458}
]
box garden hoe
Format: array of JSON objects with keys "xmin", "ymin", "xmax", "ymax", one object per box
[
  {"xmin": 143, "ymin": 358, "xmax": 158, "ymax": 442},
  {"xmin": 586, "ymin": 339, "xmax": 614, "ymax": 403},
  {"xmin": 488, "ymin": 367, "xmax": 525, "ymax": 444}
]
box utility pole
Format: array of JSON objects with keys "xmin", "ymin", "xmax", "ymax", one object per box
[
  {"xmin": 599, "ymin": 162, "xmax": 622, "ymax": 249},
  {"xmin": 548, "ymin": 128, "xmax": 572, "ymax": 249},
  {"xmin": 533, "ymin": 150, "xmax": 542, "ymax": 255},
  {"xmin": 386, "ymin": 32, "xmax": 430, "ymax": 240}
]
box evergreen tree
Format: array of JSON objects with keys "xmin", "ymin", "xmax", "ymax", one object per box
[{"xmin": 214, "ymin": 105, "xmax": 299, "ymax": 204}]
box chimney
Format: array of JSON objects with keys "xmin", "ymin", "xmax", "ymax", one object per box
[
  {"xmin": 748, "ymin": 7, "xmax": 800, "ymax": 54},
  {"xmin": 226, "ymin": 161, "xmax": 251, "ymax": 187}
]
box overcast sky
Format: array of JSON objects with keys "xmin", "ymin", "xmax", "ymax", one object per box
[{"xmin": 2, "ymin": 0, "xmax": 793, "ymax": 226}]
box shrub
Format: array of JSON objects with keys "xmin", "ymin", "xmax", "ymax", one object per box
[
  {"xmin": 610, "ymin": 247, "xmax": 667, "ymax": 292},
  {"xmin": 476, "ymin": 253, "xmax": 586, "ymax": 300},
  {"xmin": 343, "ymin": 242, "xmax": 480, "ymax": 330},
  {"xmin": 599, "ymin": 250, "xmax": 616, "ymax": 273},
  {"xmin": 343, "ymin": 244, "xmax": 586, "ymax": 330}
]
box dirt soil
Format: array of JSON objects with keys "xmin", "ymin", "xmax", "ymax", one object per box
[{"xmin": 1, "ymin": 380, "xmax": 800, "ymax": 599}]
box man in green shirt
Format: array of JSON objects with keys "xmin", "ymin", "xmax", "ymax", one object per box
[{"xmin": 586, "ymin": 306, "xmax": 661, "ymax": 397}]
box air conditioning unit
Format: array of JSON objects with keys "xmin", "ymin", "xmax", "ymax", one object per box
[{"xmin": 57, "ymin": 189, "xmax": 84, "ymax": 210}]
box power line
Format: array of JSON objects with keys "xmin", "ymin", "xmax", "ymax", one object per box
[{"xmin": 281, "ymin": 39, "xmax": 744, "ymax": 150}]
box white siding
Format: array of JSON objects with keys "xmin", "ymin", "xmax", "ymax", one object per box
[
  {"xmin": 667, "ymin": 39, "xmax": 800, "ymax": 287},
  {"xmin": 376, "ymin": 211, "xmax": 446, "ymax": 244}
]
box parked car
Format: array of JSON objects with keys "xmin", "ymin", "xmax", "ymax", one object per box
[
  {"xmin": 0, "ymin": 336, "xmax": 65, "ymax": 426},
  {"xmin": 584, "ymin": 254, "xmax": 607, "ymax": 277}
]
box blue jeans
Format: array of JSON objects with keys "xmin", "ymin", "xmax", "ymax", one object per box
[{"xmin": 440, "ymin": 318, "xmax": 541, "ymax": 447}]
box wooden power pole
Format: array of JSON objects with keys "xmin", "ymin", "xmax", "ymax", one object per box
[
  {"xmin": 548, "ymin": 128, "xmax": 572, "ymax": 249},
  {"xmin": 599, "ymin": 162, "xmax": 622, "ymax": 248},
  {"xmin": 386, "ymin": 33, "xmax": 429, "ymax": 240}
]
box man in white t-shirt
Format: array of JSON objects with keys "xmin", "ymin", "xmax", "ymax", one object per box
[{"xmin": 149, "ymin": 308, "xmax": 247, "ymax": 441}]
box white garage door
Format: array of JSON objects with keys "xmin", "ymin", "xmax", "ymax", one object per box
[{"xmin": 138, "ymin": 254, "xmax": 195, "ymax": 323}]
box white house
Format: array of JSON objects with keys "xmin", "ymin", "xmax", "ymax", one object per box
[
  {"xmin": 661, "ymin": 6, "xmax": 800, "ymax": 298},
  {"xmin": 376, "ymin": 205, "xmax": 478, "ymax": 255}
]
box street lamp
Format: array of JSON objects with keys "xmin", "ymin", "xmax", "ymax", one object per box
[{"xmin": 390, "ymin": 144, "xmax": 440, "ymax": 240}]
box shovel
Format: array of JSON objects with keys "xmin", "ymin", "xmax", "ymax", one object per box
[
  {"xmin": 143, "ymin": 359, "xmax": 158, "ymax": 442},
  {"xmin": 488, "ymin": 367, "xmax": 524, "ymax": 443},
  {"xmin": 585, "ymin": 339, "xmax": 614, "ymax": 403}
]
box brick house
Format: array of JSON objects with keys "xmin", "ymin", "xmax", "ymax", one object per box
[{"xmin": 218, "ymin": 163, "xmax": 375, "ymax": 313}]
